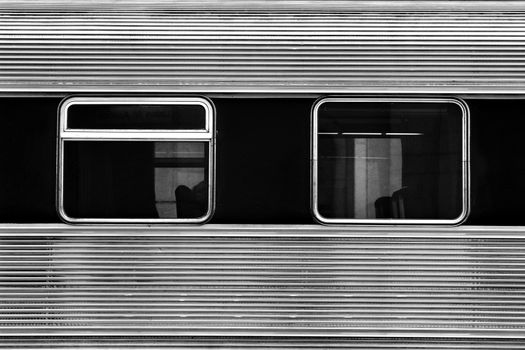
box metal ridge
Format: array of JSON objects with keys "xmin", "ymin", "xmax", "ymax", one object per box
[{"xmin": 2, "ymin": 224, "xmax": 525, "ymax": 238}]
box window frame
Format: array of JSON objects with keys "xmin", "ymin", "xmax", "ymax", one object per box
[
  {"xmin": 311, "ymin": 97, "xmax": 470, "ymax": 225},
  {"xmin": 57, "ymin": 96, "xmax": 215, "ymax": 224}
]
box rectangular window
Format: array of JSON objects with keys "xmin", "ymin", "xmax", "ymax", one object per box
[
  {"xmin": 312, "ymin": 98, "xmax": 468, "ymax": 225},
  {"xmin": 58, "ymin": 97, "xmax": 214, "ymax": 223},
  {"xmin": 66, "ymin": 104, "xmax": 207, "ymax": 130}
]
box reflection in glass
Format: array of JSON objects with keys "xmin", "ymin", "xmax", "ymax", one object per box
[
  {"xmin": 63, "ymin": 141, "xmax": 208, "ymax": 219},
  {"xmin": 317, "ymin": 102, "xmax": 463, "ymax": 221}
]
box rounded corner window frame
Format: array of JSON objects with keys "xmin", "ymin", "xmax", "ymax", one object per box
[
  {"xmin": 311, "ymin": 96, "xmax": 470, "ymax": 226},
  {"xmin": 57, "ymin": 96, "xmax": 216, "ymax": 225}
]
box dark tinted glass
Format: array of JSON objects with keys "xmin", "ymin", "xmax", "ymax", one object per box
[
  {"xmin": 317, "ymin": 101, "xmax": 463, "ymax": 220},
  {"xmin": 63, "ymin": 141, "xmax": 209, "ymax": 220},
  {"xmin": 67, "ymin": 104, "xmax": 206, "ymax": 130}
]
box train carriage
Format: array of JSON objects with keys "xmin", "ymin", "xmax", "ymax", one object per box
[{"xmin": 1, "ymin": 1, "xmax": 525, "ymax": 349}]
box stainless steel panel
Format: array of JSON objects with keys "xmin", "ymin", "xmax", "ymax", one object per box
[
  {"xmin": 2, "ymin": 1, "xmax": 525, "ymax": 12},
  {"xmin": 1, "ymin": 225, "xmax": 525, "ymax": 345},
  {"xmin": 0, "ymin": 10, "xmax": 525, "ymax": 93},
  {"xmin": 2, "ymin": 337, "xmax": 525, "ymax": 349}
]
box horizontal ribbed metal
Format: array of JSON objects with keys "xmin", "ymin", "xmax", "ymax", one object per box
[
  {"xmin": 1, "ymin": 337, "xmax": 525, "ymax": 349},
  {"xmin": 2, "ymin": 1, "xmax": 525, "ymax": 12},
  {"xmin": 1, "ymin": 225, "xmax": 525, "ymax": 343},
  {"xmin": 1, "ymin": 10, "xmax": 525, "ymax": 93}
]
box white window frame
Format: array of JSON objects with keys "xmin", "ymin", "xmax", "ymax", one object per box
[
  {"xmin": 311, "ymin": 97, "xmax": 470, "ymax": 225},
  {"xmin": 57, "ymin": 96, "xmax": 215, "ymax": 224}
]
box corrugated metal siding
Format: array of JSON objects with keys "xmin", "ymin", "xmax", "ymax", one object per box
[
  {"xmin": 1, "ymin": 337, "xmax": 525, "ymax": 349},
  {"xmin": 2, "ymin": 1, "xmax": 525, "ymax": 12},
  {"xmin": 1, "ymin": 226, "xmax": 525, "ymax": 348},
  {"xmin": 1, "ymin": 10, "xmax": 525, "ymax": 93}
]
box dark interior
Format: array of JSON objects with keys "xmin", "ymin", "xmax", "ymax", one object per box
[
  {"xmin": 0, "ymin": 97, "xmax": 522, "ymax": 225},
  {"xmin": 63, "ymin": 140, "xmax": 209, "ymax": 220},
  {"xmin": 316, "ymin": 101, "xmax": 463, "ymax": 220}
]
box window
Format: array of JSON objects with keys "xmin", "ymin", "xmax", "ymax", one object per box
[
  {"xmin": 312, "ymin": 98, "xmax": 469, "ymax": 225},
  {"xmin": 58, "ymin": 97, "xmax": 214, "ymax": 223}
]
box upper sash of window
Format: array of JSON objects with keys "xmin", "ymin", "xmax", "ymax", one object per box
[{"xmin": 59, "ymin": 97, "xmax": 214, "ymax": 140}]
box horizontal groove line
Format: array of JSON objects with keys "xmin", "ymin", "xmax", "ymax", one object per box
[
  {"xmin": 2, "ymin": 45, "xmax": 524, "ymax": 49},
  {"xmin": 2, "ymin": 246, "xmax": 523, "ymax": 250},
  {"xmin": 2, "ymin": 23, "xmax": 525, "ymax": 28},
  {"xmin": 5, "ymin": 57, "xmax": 525, "ymax": 62},
  {"xmin": 5, "ymin": 38, "xmax": 525, "ymax": 43},
  {"xmin": 4, "ymin": 69, "xmax": 525, "ymax": 74},
  {"xmin": 2, "ymin": 261, "xmax": 524, "ymax": 266},
  {"xmin": 1, "ymin": 332, "xmax": 522, "ymax": 339},
  {"xmin": 2, "ymin": 305, "xmax": 525, "ymax": 310},
  {"xmin": 0, "ymin": 344, "xmax": 491, "ymax": 348},
  {"xmin": 3, "ymin": 31, "xmax": 525, "ymax": 35},
  {"xmin": 3, "ymin": 268, "xmax": 525, "ymax": 274},
  {"xmin": 2, "ymin": 318, "xmax": 525, "ymax": 324},
  {"xmin": 7, "ymin": 278, "xmax": 477, "ymax": 282},
  {"xmin": 2, "ymin": 17, "xmax": 525, "ymax": 21},
  {"xmin": 1, "ymin": 46, "xmax": 523, "ymax": 51},
  {"xmin": 2, "ymin": 285, "xmax": 519, "ymax": 290},
  {"xmin": 3, "ymin": 242, "xmax": 523, "ymax": 247},
  {"xmin": 0, "ymin": 266, "xmax": 525, "ymax": 274},
  {"xmin": 3, "ymin": 282, "xmax": 525, "ymax": 288},
  {"xmin": 0, "ymin": 16, "xmax": 524, "ymax": 21},
  {"xmin": 3, "ymin": 309, "xmax": 525, "ymax": 316},
  {"xmin": 3, "ymin": 311, "xmax": 525, "ymax": 317},
  {"xmin": 1, "ymin": 242, "xmax": 522, "ymax": 246},
  {"xmin": 0, "ymin": 344, "xmax": 519, "ymax": 347},
  {"xmin": 3, "ymin": 24, "xmax": 525, "ymax": 28},
  {"xmin": 3, "ymin": 74, "xmax": 525, "ymax": 79},
  {"xmin": 2, "ymin": 253, "xmax": 524, "ymax": 257},
  {"xmin": 5, "ymin": 55, "xmax": 525, "ymax": 60},
  {"xmin": 12, "ymin": 241, "xmax": 510, "ymax": 244},
  {"xmin": 3, "ymin": 49, "xmax": 525, "ymax": 53},
  {"xmin": 3, "ymin": 26, "xmax": 525, "ymax": 30},
  {"xmin": 0, "ymin": 22, "xmax": 519, "ymax": 29},
  {"xmin": 3, "ymin": 288, "xmax": 523, "ymax": 293},
  {"xmin": 1, "ymin": 323, "xmax": 525, "ymax": 329},
  {"xmin": 4, "ymin": 299, "xmax": 525, "ymax": 304},
  {"xmin": 4, "ymin": 292, "xmax": 525, "ymax": 297},
  {"xmin": 0, "ymin": 12, "xmax": 524, "ymax": 17},
  {"xmin": 3, "ymin": 254, "xmax": 522, "ymax": 259},
  {"xmin": 7, "ymin": 64, "xmax": 525, "ymax": 69},
  {"xmin": 2, "ymin": 40, "xmax": 525, "ymax": 44},
  {"xmin": 0, "ymin": 332, "xmax": 522, "ymax": 339},
  {"xmin": 5, "ymin": 263, "xmax": 525, "ymax": 268},
  {"xmin": 3, "ymin": 297, "xmax": 525, "ymax": 302},
  {"xmin": 4, "ymin": 297, "xmax": 525, "ymax": 303},
  {"xmin": 3, "ymin": 301, "xmax": 524, "ymax": 307},
  {"xmin": 1, "ymin": 16, "xmax": 525, "ymax": 20},
  {"xmin": 7, "ymin": 58, "xmax": 525, "ymax": 62},
  {"xmin": 2, "ymin": 320, "xmax": 524, "ymax": 327},
  {"xmin": 2, "ymin": 304, "xmax": 523, "ymax": 310},
  {"xmin": 3, "ymin": 300, "xmax": 525, "ymax": 306}
]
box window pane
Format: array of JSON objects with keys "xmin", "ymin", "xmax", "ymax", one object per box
[
  {"xmin": 316, "ymin": 101, "xmax": 464, "ymax": 221},
  {"xmin": 63, "ymin": 141, "xmax": 209, "ymax": 220},
  {"xmin": 67, "ymin": 104, "xmax": 206, "ymax": 130}
]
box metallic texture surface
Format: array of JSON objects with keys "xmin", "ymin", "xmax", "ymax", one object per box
[
  {"xmin": 1, "ymin": 225, "xmax": 525, "ymax": 347},
  {"xmin": 1, "ymin": 9, "xmax": 525, "ymax": 93},
  {"xmin": 1, "ymin": 338, "xmax": 525, "ymax": 349},
  {"xmin": 2, "ymin": 1, "xmax": 525, "ymax": 12}
]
